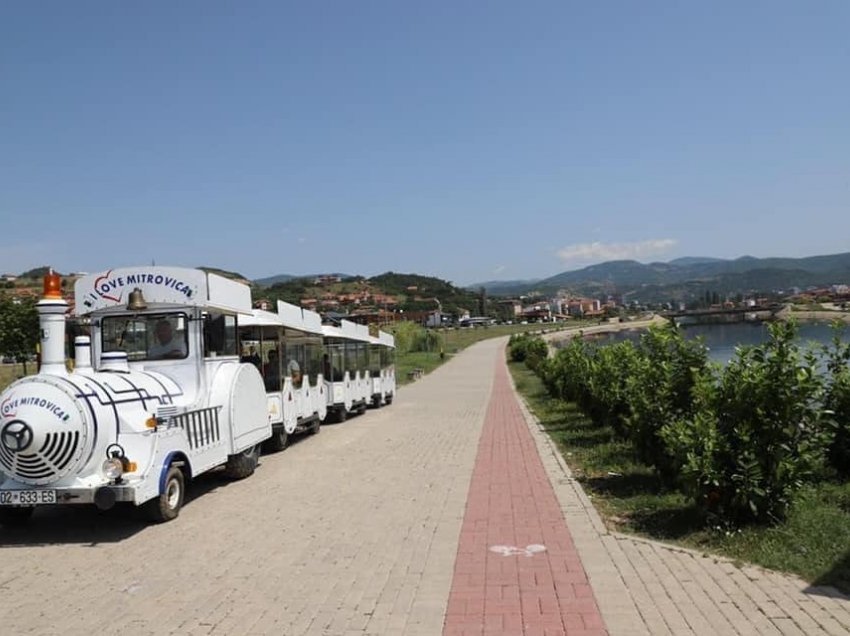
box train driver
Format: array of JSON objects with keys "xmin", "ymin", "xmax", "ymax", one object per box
[{"xmin": 148, "ymin": 319, "xmax": 187, "ymax": 359}]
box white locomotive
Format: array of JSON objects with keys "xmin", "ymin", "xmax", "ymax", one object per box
[
  {"xmin": 0, "ymin": 266, "xmax": 397, "ymax": 526},
  {"xmin": 0, "ymin": 267, "xmax": 270, "ymax": 524}
]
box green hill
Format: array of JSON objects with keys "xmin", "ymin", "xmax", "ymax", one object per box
[{"xmin": 476, "ymin": 252, "xmax": 850, "ymax": 302}]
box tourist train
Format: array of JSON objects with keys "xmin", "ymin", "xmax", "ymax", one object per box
[{"xmin": 0, "ymin": 267, "xmax": 395, "ymax": 525}]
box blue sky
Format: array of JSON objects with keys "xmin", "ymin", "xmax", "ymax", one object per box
[{"xmin": 2, "ymin": 1, "xmax": 848, "ymax": 285}]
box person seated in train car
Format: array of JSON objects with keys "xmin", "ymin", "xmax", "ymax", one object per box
[
  {"xmin": 263, "ymin": 348, "xmax": 281, "ymax": 391},
  {"xmin": 322, "ymin": 353, "xmax": 331, "ymax": 380},
  {"xmin": 241, "ymin": 345, "xmax": 261, "ymax": 368},
  {"xmin": 287, "ymin": 357, "xmax": 302, "ymax": 387},
  {"xmin": 148, "ymin": 319, "xmax": 187, "ymax": 359}
]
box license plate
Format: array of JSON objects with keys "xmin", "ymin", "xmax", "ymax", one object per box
[{"xmin": 0, "ymin": 489, "xmax": 57, "ymax": 506}]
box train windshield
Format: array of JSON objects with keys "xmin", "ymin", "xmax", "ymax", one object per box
[{"xmin": 101, "ymin": 313, "xmax": 189, "ymax": 361}]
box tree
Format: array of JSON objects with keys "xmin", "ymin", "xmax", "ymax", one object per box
[{"xmin": 0, "ymin": 294, "xmax": 40, "ymax": 375}]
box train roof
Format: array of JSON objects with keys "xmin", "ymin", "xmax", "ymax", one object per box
[
  {"xmin": 321, "ymin": 320, "xmax": 395, "ymax": 347},
  {"xmin": 239, "ymin": 309, "xmax": 284, "ymax": 327},
  {"xmin": 321, "ymin": 319, "xmax": 371, "ymax": 343},
  {"xmin": 276, "ymin": 301, "xmax": 324, "ymax": 336},
  {"xmin": 240, "ymin": 304, "xmax": 324, "ymax": 336},
  {"xmin": 74, "ymin": 266, "xmax": 252, "ymax": 316}
]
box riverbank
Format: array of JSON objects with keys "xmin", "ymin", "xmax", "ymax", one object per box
[
  {"xmin": 542, "ymin": 314, "xmax": 668, "ymax": 345},
  {"xmin": 776, "ymin": 305, "xmax": 850, "ymax": 324}
]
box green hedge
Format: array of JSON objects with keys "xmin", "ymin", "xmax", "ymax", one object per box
[{"xmin": 530, "ymin": 322, "xmax": 850, "ymax": 525}]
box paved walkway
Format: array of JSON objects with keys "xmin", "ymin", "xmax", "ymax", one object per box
[
  {"xmin": 444, "ymin": 360, "xmax": 605, "ymax": 636},
  {"xmin": 2, "ymin": 337, "xmax": 850, "ymax": 635}
]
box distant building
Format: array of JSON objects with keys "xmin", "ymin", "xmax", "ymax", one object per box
[
  {"xmin": 566, "ymin": 298, "xmax": 602, "ymax": 317},
  {"xmin": 496, "ymin": 299, "xmax": 522, "ymax": 317},
  {"xmin": 425, "ymin": 311, "xmax": 452, "ymax": 328}
]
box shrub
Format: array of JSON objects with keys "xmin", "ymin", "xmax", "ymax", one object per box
[
  {"xmin": 509, "ymin": 334, "xmax": 548, "ymax": 370},
  {"xmin": 540, "ymin": 337, "xmax": 592, "ymax": 406},
  {"xmin": 663, "ymin": 321, "xmax": 832, "ymax": 523},
  {"xmin": 584, "ymin": 340, "xmax": 641, "ymax": 438},
  {"xmin": 822, "ymin": 323, "xmax": 850, "ymax": 476},
  {"xmin": 508, "ymin": 333, "xmax": 531, "ymax": 362},
  {"xmin": 392, "ymin": 321, "xmax": 441, "ymax": 354},
  {"xmin": 524, "ymin": 337, "xmax": 549, "ymax": 373},
  {"xmin": 624, "ymin": 324, "xmax": 710, "ymax": 481}
]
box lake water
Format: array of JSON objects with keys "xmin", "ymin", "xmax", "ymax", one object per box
[{"xmin": 581, "ymin": 321, "xmax": 848, "ymax": 365}]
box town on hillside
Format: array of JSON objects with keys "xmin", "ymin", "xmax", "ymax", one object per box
[{"xmin": 3, "ymin": 265, "xmax": 850, "ymax": 334}]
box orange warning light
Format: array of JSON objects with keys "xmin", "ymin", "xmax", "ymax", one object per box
[{"xmin": 43, "ymin": 270, "xmax": 63, "ymax": 299}]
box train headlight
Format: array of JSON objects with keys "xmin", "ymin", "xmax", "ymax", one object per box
[{"xmin": 102, "ymin": 458, "xmax": 124, "ymax": 480}]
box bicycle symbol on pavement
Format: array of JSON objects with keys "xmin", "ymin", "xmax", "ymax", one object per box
[{"xmin": 489, "ymin": 544, "xmax": 547, "ymax": 557}]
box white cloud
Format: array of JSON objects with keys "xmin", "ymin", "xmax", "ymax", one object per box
[
  {"xmin": 297, "ymin": 237, "xmax": 307, "ymax": 244},
  {"xmin": 493, "ymin": 265, "xmax": 506, "ymax": 274},
  {"xmin": 556, "ymin": 239, "xmax": 677, "ymax": 264}
]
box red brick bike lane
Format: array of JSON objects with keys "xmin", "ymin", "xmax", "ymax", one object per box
[{"xmin": 443, "ymin": 355, "xmax": 607, "ymax": 636}]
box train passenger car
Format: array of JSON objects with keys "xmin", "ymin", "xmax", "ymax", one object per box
[
  {"xmin": 368, "ymin": 332, "xmax": 396, "ymax": 407},
  {"xmin": 237, "ymin": 301, "xmax": 326, "ymax": 450},
  {"xmin": 321, "ymin": 320, "xmax": 374, "ymax": 422},
  {"xmin": 0, "ymin": 267, "xmax": 270, "ymax": 525}
]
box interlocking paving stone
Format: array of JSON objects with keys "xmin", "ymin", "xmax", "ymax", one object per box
[
  {"xmin": 443, "ymin": 357, "xmax": 607, "ymax": 636},
  {"xmin": 4, "ymin": 335, "xmax": 850, "ymax": 635},
  {"xmin": 0, "ymin": 339, "xmax": 501, "ymax": 636}
]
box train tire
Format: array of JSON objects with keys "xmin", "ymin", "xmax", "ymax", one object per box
[
  {"xmin": 224, "ymin": 444, "xmax": 260, "ymax": 479},
  {"xmin": 336, "ymin": 408, "xmax": 347, "ymax": 423},
  {"xmin": 0, "ymin": 506, "xmax": 34, "ymax": 528},
  {"xmin": 144, "ymin": 465, "xmax": 185, "ymax": 523},
  {"xmin": 264, "ymin": 428, "xmax": 289, "ymax": 452},
  {"xmin": 309, "ymin": 417, "xmax": 321, "ymax": 435}
]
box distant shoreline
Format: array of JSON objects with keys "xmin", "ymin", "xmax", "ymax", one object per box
[
  {"xmin": 543, "ymin": 315, "xmax": 667, "ymax": 344},
  {"xmin": 775, "ymin": 307, "xmax": 850, "ymax": 324},
  {"xmin": 540, "ymin": 311, "xmax": 850, "ymax": 349}
]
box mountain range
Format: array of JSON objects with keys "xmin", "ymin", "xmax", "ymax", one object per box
[{"xmin": 471, "ymin": 252, "xmax": 850, "ymax": 300}]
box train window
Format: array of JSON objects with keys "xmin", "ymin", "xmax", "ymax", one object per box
[
  {"xmin": 345, "ymin": 342, "xmax": 359, "ymax": 375},
  {"xmin": 369, "ymin": 345, "xmax": 381, "ymax": 377},
  {"xmin": 263, "ymin": 346, "xmax": 282, "ymax": 391},
  {"xmin": 285, "ymin": 343, "xmax": 304, "ymax": 388},
  {"xmin": 102, "ymin": 313, "xmax": 188, "ymax": 361},
  {"xmin": 359, "ymin": 342, "xmax": 367, "ymax": 372},
  {"xmin": 304, "ymin": 337, "xmax": 323, "ymax": 383},
  {"xmin": 382, "ymin": 347, "xmax": 394, "ymax": 370},
  {"xmin": 204, "ymin": 313, "xmax": 237, "ymax": 358},
  {"xmin": 327, "ymin": 342, "xmax": 345, "ymax": 382}
]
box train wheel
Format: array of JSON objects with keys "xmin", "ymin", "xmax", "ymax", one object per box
[
  {"xmin": 309, "ymin": 418, "xmax": 321, "ymax": 435},
  {"xmin": 224, "ymin": 444, "xmax": 260, "ymax": 479},
  {"xmin": 0, "ymin": 506, "xmax": 34, "ymax": 528},
  {"xmin": 264, "ymin": 428, "xmax": 289, "ymax": 452},
  {"xmin": 144, "ymin": 465, "xmax": 184, "ymax": 523},
  {"xmin": 336, "ymin": 408, "xmax": 347, "ymax": 423}
]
